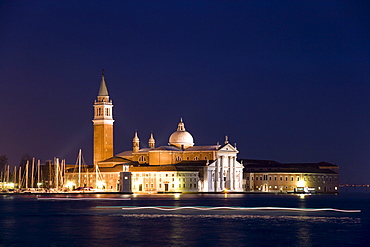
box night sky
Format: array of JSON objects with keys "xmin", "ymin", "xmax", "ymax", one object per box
[{"xmin": 0, "ymin": 1, "xmax": 369, "ymax": 184}]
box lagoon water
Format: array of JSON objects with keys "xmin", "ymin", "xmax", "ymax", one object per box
[{"xmin": 0, "ymin": 193, "xmax": 369, "ymax": 247}]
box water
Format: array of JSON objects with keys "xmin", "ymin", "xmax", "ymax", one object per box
[{"xmin": 0, "ymin": 193, "xmax": 369, "ymax": 246}]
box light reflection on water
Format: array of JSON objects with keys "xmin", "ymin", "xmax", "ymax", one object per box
[
  {"xmin": 111, "ymin": 213, "xmax": 361, "ymax": 223},
  {"xmin": 0, "ymin": 193, "xmax": 368, "ymax": 247}
]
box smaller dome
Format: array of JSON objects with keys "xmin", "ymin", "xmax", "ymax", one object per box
[{"xmin": 168, "ymin": 119, "xmax": 194, "ymax": 149}]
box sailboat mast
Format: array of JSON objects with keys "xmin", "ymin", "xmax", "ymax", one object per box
[
  {"xmin": 7, "ymin": 165, "xmax": 10, "ymax": 183},
  {"xmin": 31, "ymin": 158, "xmax": 35, "ymax": 188},
  {"xmin": 95, "ymin": 163, "xmax": 98, "ymax": 189},
  {"xmin": 25, "ymin": 161, "xmax": 29, "ymax": 189},
  {"xmin": 13, "ymin": 166, "xmax": 17, "ymax": 185},
  {"xmin": 78, "ymin": 149, "xmax": 82, "ymax": 188},
  {"xmin": 55, "ymin": 158, "xmax": 59, "ymax": 189},
  {"xmin": 18, "ymin": 166, "xmax": 22, "ymax": 189},
  {"xmin": 5, "ymin": 165, "xmax": 9, "ymax": 183},
  {"xmin": 61, "ymin": 159, "xmax": 65, "ymax": 188},
  {"xmin": 37, "ymin": 160, "xmax": 40, "ymax": 188}
]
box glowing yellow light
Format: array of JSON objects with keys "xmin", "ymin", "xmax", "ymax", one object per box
[
  {"xmin": 174, "ymin": 193, "xmax": 181, "ymax": 199},
  {"xmin": 297, "ymin": 180, "xmax": 305, "ymax": 188},
  {"xmin": 96, "ymin": 181, "xmax": 106, "ymax": 189},
  {"xmin": 66, "ymin": 181, "xmax": 75, "ymax": 188}
]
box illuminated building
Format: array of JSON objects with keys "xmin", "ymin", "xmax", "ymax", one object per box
[
  {"xmin": 241, "ymin": 159, "xmax": 339, "ymax": 193},
  {"xmin": 72, "ymin": 73, "xmax": 245, "ymax": 193},
  {"xmin": 66, "ymin": 73, "xmax": 338, "ymax": 194}
]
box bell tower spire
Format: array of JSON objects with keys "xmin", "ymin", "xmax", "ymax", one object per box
[
  {"xmin": 148, "ymin": 132, "xmax": 155, "ymax": 148},
  {"xmin": 133, "ymin": 131, "xmax": 140, "ymax": 153},
  {"xmin": 92, "ymin": 70, "xmax": 114, "ymax": 166}
]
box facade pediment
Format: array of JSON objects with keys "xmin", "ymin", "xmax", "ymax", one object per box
[{"xmin": 218, "ymin": 143, "xmax": 238, "ymax": 153}]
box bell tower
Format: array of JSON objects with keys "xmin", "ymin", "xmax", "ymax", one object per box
[{"xmin": 92, "ymin": 70, "xmax": 114, "ymax": 166}]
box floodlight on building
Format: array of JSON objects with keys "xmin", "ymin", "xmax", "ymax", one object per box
[
  {"xmin": 66, "ymin": 181, "xmax": 75, "ymax": 189},
  {"xmin": 297, "ymin": 180, "xmax": 306, "ymax": 188},
  {"xmin": 96, "ymin": 181, "xmax": 106, "ymax": 189}
]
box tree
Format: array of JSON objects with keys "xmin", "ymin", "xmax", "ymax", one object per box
[
  {"xmin": 0, "ymin": 155, "xmax": 8, "ymax": 173},
  {"xmin": 19, "ymin": 154, "xmax": 32, "ymax": 168}
]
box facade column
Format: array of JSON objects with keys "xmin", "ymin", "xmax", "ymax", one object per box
[
  {"xmin": 233, "ymin": 156, "xmax": 236, "ymax": 190},
  {"xmin": 220, "ymin": 156, "xmax": 224, "ymax": 191},
  {"xmin": 215, "ymin": 158, "xmax": 219, "ymax": 192},
  {"xmin": 229, "ymin": 156, "xmax": 233, "ymax": 190}
]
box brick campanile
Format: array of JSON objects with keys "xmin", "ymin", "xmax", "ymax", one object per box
[{"xmin": 92, "ymin": 70, "xmax": 114, "ymax": 166}]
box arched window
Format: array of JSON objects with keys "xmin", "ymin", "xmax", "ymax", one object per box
[{"xmin": 138, "ymin": 156, "xmax": 146, "ymax": 163}]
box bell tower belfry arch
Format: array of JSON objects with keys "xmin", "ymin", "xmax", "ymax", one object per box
[{"xmin": 92, "ymin": 70, "xmax": 114, "ymax": 166}]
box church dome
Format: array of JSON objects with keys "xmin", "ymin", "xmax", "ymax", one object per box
[{"xmin": 169, "ymin": 118, "xmax": 194, "ymax": 149}]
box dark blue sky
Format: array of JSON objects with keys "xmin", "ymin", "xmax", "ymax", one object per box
[{"xmin": 0, "ymin": 1, "xmax": 369, "ymax": 184}]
